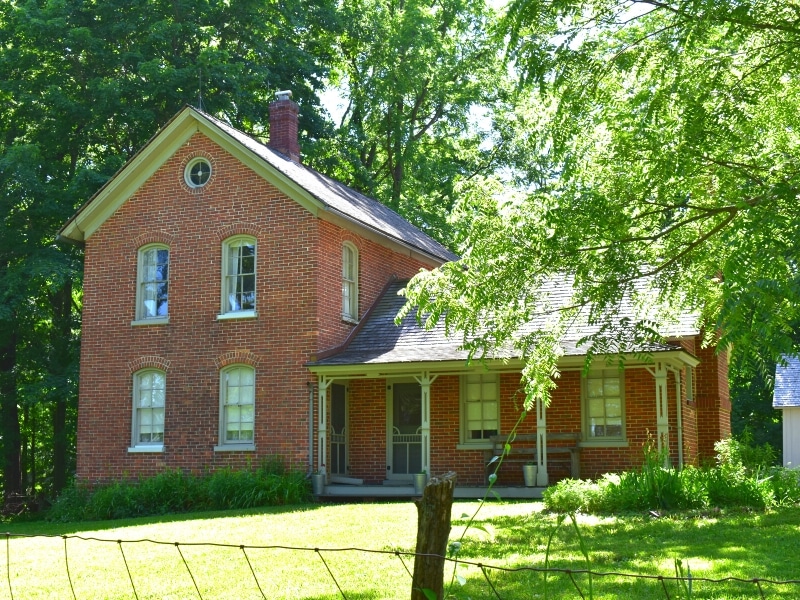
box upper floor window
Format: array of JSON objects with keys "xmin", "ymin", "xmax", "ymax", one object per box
[
  {"xmin": 184, "ymin": 157, "xmax": 212, "ymax": 188},
  {"xmin": 136, "ymin": 245, "xmax": 169, "ymax": 321},
  {"xmin": 131, "ymin": 369, "xmax": 166, "ymax": 450},
  {"xmin": 584, "ymin": 369, "xmax": 624, "ymax": 441},
  {"xmin": 342, "ymin": 242, "xmax": 358, "ymax": 321},
  {"xmin": 461, "ymin": 373, "xmax": 499, "ymax": 445},
  {"xmin": 218, "ymin": 365, "xmax": 255, "ymax": 448},
  {"xmin": 221, "ymin": 236, "xmax": 256, "ymax": 316}
]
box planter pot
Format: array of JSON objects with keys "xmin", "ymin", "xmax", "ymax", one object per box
[
  {"xmin": 311, "ymin": 473, "xmax": 326, "ymax": 495},
  {"xmin": 523, "ymin": 464, "xmax": 538, "ymax": 487},
  {"xmin": 413, "ymin": 473, "xmax": 428, "ymax": 494}
]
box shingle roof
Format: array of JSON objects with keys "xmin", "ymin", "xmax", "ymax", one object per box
[
  {"xmin": 774, "ymin": 356, "xmax": 800, "ymax": 408},
  {"xmin": 197, "ymin": 110, "xmax": 458, "ymax": 264},
  {"xmin": 311, "ymin": 279, "xmax": 699, "ymax": 367}
]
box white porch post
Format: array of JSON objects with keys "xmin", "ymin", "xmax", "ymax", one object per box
[
  {"xmin": 318, "ymin": 376, "xmax": 333, "ymax": 474},
  {"xmin": 414, "ymin": 372, "xmax": 437, "ymax": 475},
  {"xmin": 654, "ymin": 362, "xmax": 670, "ymax": 465},
  {"xmin": 674, "ymin": 369, "xmax": 684, "ymax": 469},
  {"xmin": 536, "ymin": 396, "xmax": 548, "ymax": 486}
]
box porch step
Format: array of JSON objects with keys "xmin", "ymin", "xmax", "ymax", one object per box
[{"xmin": 381, "ymin": 480, "xmax": 414, "ymax": 487}]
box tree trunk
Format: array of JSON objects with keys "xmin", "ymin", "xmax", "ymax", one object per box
[
  {"xmin": 50, "ymin": 280, "xmax": 75, "ymax": 495},
  {"xmin": 411, "ymin": 471, "xmax": 456, "ymax": 600},
  {"xmin": 0, "ymin": 331, "xmax": 22, "ymax": 500}
]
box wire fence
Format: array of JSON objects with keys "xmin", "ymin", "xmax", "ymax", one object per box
[{"xmin": 3, "ymin": 532, "xmax": 800, "ymax": 599}]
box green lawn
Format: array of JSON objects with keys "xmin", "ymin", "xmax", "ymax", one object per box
[{"xmin": 2, "ymin": 502, "xmax": 800, "ymax": 599}]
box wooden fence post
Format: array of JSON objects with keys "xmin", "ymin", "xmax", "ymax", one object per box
[{"xmin": 411, "ymin": 471, "xmax": 457, "ymax": 600}]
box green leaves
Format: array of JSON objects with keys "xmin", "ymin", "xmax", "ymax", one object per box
[{"xmin": 402, "ymin": 0, "xmax": 800, "ymax": 406}]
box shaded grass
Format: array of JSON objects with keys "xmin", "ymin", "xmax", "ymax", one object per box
[{"xmin": 2, "ymin": 502, "xmax": 800, "ymax": 598}]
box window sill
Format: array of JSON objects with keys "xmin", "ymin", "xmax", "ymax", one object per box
[
  {"xmin": 217, "ymin": 310, "xmax": 257, "ymax": 321},
  {"xmin": 131, "ymin": 318, "xmax": 169, "ymax": 327},
  {"xmin": 457, "ymin": 443, "xmax": 493, "ymax": 451},
  {"xmin": 341, "ymin": 315, "xmax": 359, "ymax": 325},
  {"xmin": 213, "ymin": 444, "xmax": 256, "ymax": 452},
  {"xmin": 579, "ymin": 440, "xmax": 628, "ymax": 448},
  {"xmin": 128, "ymin": 445, "xmax": 164, "ymax": 453}
]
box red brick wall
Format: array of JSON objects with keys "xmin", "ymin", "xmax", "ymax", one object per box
[
  {"xmin": 77, "ymin": 131, "xmax": 431, "ymax": 483},
  {"xmin": 695, "ymin": 343, "xmax": 731, "ymax": 462}
]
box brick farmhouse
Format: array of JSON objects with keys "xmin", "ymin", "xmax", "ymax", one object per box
[{"xmin": 58, "ymin": 93, "xmax": 731, "ymax": 497}]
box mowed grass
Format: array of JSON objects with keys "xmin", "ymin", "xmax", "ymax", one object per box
[{"xmin": 2, "ymin": 502, "xmax": 800, "ymax": 599}]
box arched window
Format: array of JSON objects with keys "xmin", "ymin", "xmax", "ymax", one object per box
[
  {"xmin": 342, "ymin": 242, "xmax": 358, "ymax": 321},
  {"xmin": 131, "ymin": 369, "xmax": 166, "ymax": 450},
  {"xmin": 218, "ymin": 365, "xmax": 255, "ymax": 449},
  {"xmin": 221, "ymin": 236, "xmax": 256, "ymax": 316},
  {"xmin": 136, "ymin": 245, "xmax": 169, "ymax": 321}
]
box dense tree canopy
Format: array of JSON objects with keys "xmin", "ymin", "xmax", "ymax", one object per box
[
  {"xmin": 315, "ymin": 0, "xmax": 509, "ymax": 247},
  {"xmin": 402, "ymin": 0, "xmax": 800, "ymax": 405},
  {"xmin": 0, "ymin": 0, "xmax": 339, "ymax": 499}
]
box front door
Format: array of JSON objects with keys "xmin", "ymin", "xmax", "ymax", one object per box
[
  {"xmin": 330, "ymin": 383, "xmax": 347, "ymax": 476},
  {"xmin": 387, "ymin": 381, "xmax": 422, "ymax": 480}
]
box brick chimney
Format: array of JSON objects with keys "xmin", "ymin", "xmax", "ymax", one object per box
[{"xmin": 268, "ymin": 90, "xmax": 301, "ymax": 162}]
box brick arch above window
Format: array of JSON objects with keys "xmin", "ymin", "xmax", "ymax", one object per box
[
  {"xmin": 338, "ymin": 231, "xmax": 363, "ymax": 251},
  {"xmin": 179, "ymin": 151, "xmax": 217, "ymax": 194},
  {"xmin": 215, "ymin": 350, "xmax": 262, "ymax": 369},
  {"xmin": 133, "ymin": 231, "xmax": 175, "ymax": 249},
  {"xmin": 128, "ymin": 355, "xmax": 171, "ymax": 373},
  {"xmin": 215, "ymin": 223, "xmax": 263, "ymax": 242}
]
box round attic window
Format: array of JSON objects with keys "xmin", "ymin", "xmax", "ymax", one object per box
[{"xmin": 185, "ymin": 157, "xmax": 212, "ymax": 188}]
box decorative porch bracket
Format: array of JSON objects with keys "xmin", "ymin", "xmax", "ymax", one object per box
[
  {"xmin": 317, "ymin": 376, "xmax": 334, "ymax": 474},
  {"xmin": 414, "ymin": 372, "xmax": 438, "ymax": 476},
  {"xmin": 535, "ymin": 396, "xmax": 549, "ymax": 486}
]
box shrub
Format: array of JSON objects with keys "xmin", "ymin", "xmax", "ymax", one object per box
[
  {"xmin": 47, "ymin": 458, "xmax": 311, "ymax": 522},
  {"xmin": 542, "ymin": 479, "xmax": 600, "ymax": 514},
  {"xmin": 546, "ymin": 436, "xmax": 796, "ymax": 516}
]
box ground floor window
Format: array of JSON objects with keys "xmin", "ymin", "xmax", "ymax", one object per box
[
  {"xmin": 584, "ymin": 368, "xmax": 624, "ymax": 440},
  {"xmin": 461, "ymin": 373, "xmax": 498, "ymax": 445},
  {"xmin": 220, "ymin": 365, "xmax": 255, "ymax": 446},
  {"xmin": 132, "ymin": 369, "xmax": 165, "ymax": 448}
]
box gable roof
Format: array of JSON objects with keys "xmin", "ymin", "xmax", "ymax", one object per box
[
  {"xmin": 58, "ymin": 106, "xmax": 457, "ymax": 265},
  {"xmin": 310, "ymin": 279, "xmax": 700, "ymax": 372},
  {"xmin": 774, "ymin": 355, "xmax": 800, "ymax": 408}
]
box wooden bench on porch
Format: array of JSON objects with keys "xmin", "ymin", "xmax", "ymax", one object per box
[{"xmin": 487, "ymin": 433, "xmax": 582, "ymax": 481}]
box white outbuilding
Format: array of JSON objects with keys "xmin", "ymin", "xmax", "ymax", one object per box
[{"xmin": 774, "ymin": 356, "xmax": 800, "ymax": 468}]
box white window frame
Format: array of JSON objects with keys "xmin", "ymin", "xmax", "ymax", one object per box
[
  {"xmin": 133, "ymin": 244, "xmax": 169, "ymax": 324},
  {"xmin": 129, "ymin": 369, "xmax": 166, "ymax": 452},
  {"xmin": 583, "ymin": 368, "xmax": 626, "ymax": 443},
  {"xmin": 459, "ymin": 373, "xmax": 499, "ymax": 448},
  {"xmin": 215, "ymin": 365, "xmax": 256, "ymax": 451},
  {"xmin": 184, "ymin": 157, "xmax": 212, "ymax": 188},
  {"xmin": 219, "ymin": 236, "xmax": 257, "ymax": 320},
  {"xmin": 342, "ymin": 242, "xmax": 359, "ymax": 322}
]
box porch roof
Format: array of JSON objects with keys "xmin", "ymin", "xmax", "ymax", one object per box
[
  {"xmin": 774, "ymin": 355, "xmax": 800, "ymax": 408},
  {"xmin": 310, "ymin": 280, "xmax": 700, "ymax": 369}
]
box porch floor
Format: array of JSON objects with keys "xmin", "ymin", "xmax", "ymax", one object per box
[{"xmin": 317, "ymin": 484, "xmax": 545, "ymax": 500}]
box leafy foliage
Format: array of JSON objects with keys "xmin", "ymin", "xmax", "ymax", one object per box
[
  {"xmin": 317, "ymin": 0, "xmax": 510, "ymax": 247},
  {"xmin": 543, "ymin": 436, "xmax": 796, "ymax": 514},
  {"xmin": 402, "ymin": 0, "xmax": 800, "ymax": 408}
]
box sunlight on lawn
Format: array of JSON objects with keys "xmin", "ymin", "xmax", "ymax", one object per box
[{"xmin": 3, "ymin": 502, "xmax": 800, "ymax": 599}]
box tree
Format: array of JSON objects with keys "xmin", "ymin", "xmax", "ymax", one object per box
[
  {"xmin": 316, "ymin": 0, "xmax": 509, "ymax": 247},
  {"xmin": 401, "ymin": 0, "xmax": 800, "ymax": 406},
  {"xmin": 0, "ymin": 0, "xmax": 340, "ymax": 500}
]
